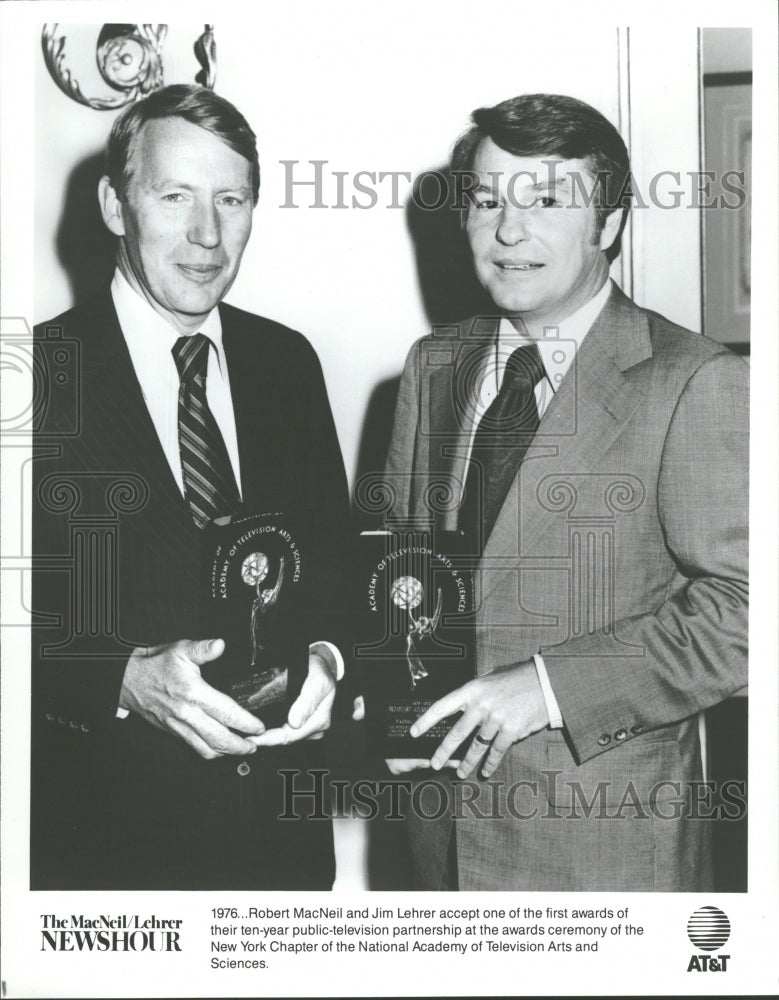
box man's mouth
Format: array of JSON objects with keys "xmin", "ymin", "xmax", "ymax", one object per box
[
  {"xmin": 495, "ymin": 261, "xmax": 544, "ymax": 271},
  {"xmin": 176, "ymin": 264, "xmax": 223, "ymax": 281}
]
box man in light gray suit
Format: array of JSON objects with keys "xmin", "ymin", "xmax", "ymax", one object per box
[{"xmin": 384, "ymin": 93, "xmax": 748, "ymax": 891}]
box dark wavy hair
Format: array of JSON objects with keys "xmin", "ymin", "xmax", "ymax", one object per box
[
  {"xmin": 105, "ymin": 84, "xmax": 260, "ymax": 204},
  {"xmin": 451, "ymin": 93, "xmax": 631, "ymax": 261}
]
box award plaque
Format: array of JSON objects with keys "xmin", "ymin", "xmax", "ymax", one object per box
[
  {"xmin": 355, "ymin": 526, "xmax": 475, "ymax": 757},
  {"xmin": 200, "ymin": 512, "xmax": 308, "ymax": 729}
]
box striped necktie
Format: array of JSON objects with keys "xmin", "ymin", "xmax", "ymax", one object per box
[
  {"xmin": 171, "ymin": 333, "xmax": 240, "ymax": 529},
  {"xmin": 459, "ymin": 342, "xmax": 545, "ymax": 546}
]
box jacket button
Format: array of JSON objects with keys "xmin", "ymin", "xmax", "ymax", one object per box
[
  {"xmin": 80, "ymin": 723, "xmax": 90, "ymax": 733},
  {"xmin": 597, "ymin": 734, "xmax": 610, "ymax": 746},
  {"xmin": 615, "ymin": 728, "xmax": 627, "ymax": 741},
  {"xmin": 631, "ymin": 723, "xmax": 643, "ymax": 734},
  {"xmin": 45, "ymin": 713, "xmax": 54, "ymax": 722},
  {"xmin": 69, "ymin": 720, "xmax": 78, "ymax": 729},
  {"xmin": 237, "ymin": 762, "xmax": 251, "ymax": 776},
  {"xmin": 57, "ymin": 716, "xmax": 66, "ymax": 725}
]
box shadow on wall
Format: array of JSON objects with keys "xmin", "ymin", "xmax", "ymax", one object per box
[
  {"xmin": 344, "ymin": 169, "xmax": 492, "ymax": 885},
  {"xmin": 352, "ymin": 167, "xmax": 492, "ymax": 520},
  {"xmin": 405, "ymin": 166, "xmax": 493, "ymax": 327},
  {"xmin": 56, "ymin": 150, "xmax": 117, "ymax": 305},
  {"xmin": 352, "ymin": 376, "xmax": 402, "ymax": 527}
]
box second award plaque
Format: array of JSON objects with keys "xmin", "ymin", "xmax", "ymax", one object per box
[{"xmin": 356, "ymin": 526, "xmax": 475, "ymax": 757}]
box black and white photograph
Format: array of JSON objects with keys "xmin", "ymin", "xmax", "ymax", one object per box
[{"xmin": 1, "ymin": 1, "xmax": 776, "ymax": 997}]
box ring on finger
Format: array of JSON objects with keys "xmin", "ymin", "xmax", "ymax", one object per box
[{"xmin": 472, "ymin": 732, "xmax": 493, "ymax": 747}]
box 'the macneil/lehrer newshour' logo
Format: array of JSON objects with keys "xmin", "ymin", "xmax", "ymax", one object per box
[{"xmin": 686, "ymin": 905, "xmax": 731, "ymax": 972}]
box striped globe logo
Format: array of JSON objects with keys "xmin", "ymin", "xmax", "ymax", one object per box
[{"xmin": 687, "ymin": 906, "xmax": 731, "ymax": 951}]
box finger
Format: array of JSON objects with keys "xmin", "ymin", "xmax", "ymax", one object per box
[
  {"xmin": 186, "ymin": 637, "xmax": 226, "ymax": 665},
  {"xmin": 165, "ymin": 714, "xmax": 247, "ymax": 760},
  {"xmin": 248, "ymin": 720, "xmax": 328, "ymax": 746},
  {"xmin": 480, "ymin": 733, "xmax": 515, "ymax": 778},
  {"xmin": 430, "ymin": 710, "xmax": 481, "ymax": 770},
  {"xmin": 193, "ymin": 676, "xmax": 266, "ymax": 736},
  {"xmin": 287, "ymin": 663, "xmax": 334, "ymax": 730},
  {"xmin": 180, "ymin": 637, "xmax": 266, "ymax": 733},
  {"xmin": 250, "ymin": 688, "xmax": 335, "ymax": 747},
  {"xmin": 385, "ymin": 758, "xmax": 431, "ymax": 775},
  {"xmin": 181, "ymin": 704, "xmax": 261, "ymax": 756},
  {"xmin": 249, "ymin": 724, "xmax": 293, "ymax": 747},
  {"xmin": 287, "ymin": 693, "xmax": 334, "ymax": 740},
  {"xmin": 410, "ymin": 690, "xmax": 464, "ymax": 738},
  {"xmin": 352, "ymin": 695, "xmax": 365, "ymax": 721},
  {"xmin": 287, "ymin": 677, "xmax": 334, "ymax": 731},
  {"xmin": 456, "ymin": 726, "xmax": 500, "ymax": 779},
  {"xmin": 308, "ymin": 644, "xmax": 339, "ymax": 680}
]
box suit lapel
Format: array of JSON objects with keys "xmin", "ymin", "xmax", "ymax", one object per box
[
  {"xmin": 222, "ymin": 310, "xmax": 271, "ymax": 511},
  {"xmin": 480, "ymin": 285, "xmax": 653, "ymax": 597},
  {"xmin": 82, "ymin": 294, "xmax": 190, "ymax": 521}
]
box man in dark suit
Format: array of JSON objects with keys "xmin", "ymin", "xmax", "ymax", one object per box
[
  {"xmin": 384, "ymin": 94, "xmax": 748, "ymax": 891},
  {"xmin": 32, "ymin": 85, "xmax": 350, "ymax": 889}
]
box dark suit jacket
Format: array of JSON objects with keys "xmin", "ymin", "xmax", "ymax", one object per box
[
  {"xmin": 31, "ymin": 291, "xmax": 351, "ymax": 890},
  {"xmin": 385, "ymin": 284, "xmax": 748, "ymax": 891}
]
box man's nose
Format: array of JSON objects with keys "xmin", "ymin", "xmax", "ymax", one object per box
[
  {"xmin": 495, "ymin": 204, "xmax": 529, "ymax": 246},
  {"xmin": 187, "ymin": 201, "xmax": 221, "ymax": 248}
]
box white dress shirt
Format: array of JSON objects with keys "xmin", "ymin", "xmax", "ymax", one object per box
[
  {"xmin": 465, "ymin": 278, "xmax": 613, "ymax": 457},
  {"xmin": 465, "ymin": 279, "xmax": 613, "ymax": 729},
  {"xmin": 112, "ymin": 269, "xmax": 243, "ymax": 497},
  {"xmin": 110, "ymin": 269, "xmax": 343, "ymax": 695}
]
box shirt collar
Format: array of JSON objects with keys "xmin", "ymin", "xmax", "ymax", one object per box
[
  {"xmin": 111, "ymin": 268, "xmax": 225, "ymax": 372},
  {"xmin": 497, "ymin": 278, "xmax": 613, "ymax": 391}
]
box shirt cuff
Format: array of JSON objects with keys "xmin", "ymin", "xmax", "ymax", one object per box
[
  {"xmin": 533, "ymin": 653, "xmax": 563, "ymax": 729},
  {"xmin": 309, "ymin": 641, "xmax": 345, "ymax": 681},
  {"xmin": 116, "ymin": 707, "xmax": 129, "ymax": 719}
]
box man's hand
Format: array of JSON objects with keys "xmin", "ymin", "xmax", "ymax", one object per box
[
  {"xmin": 119, "ymin": 638, "xmax": 265, "ymax": 759},
  {"xmin": 249, "ymin": 649, "xmax": 337, "ymax": 747},
  {"xmin": 349, "ymin": 696, "xmax": 429, "ymax": 774},
  {"xmin": 410, "ymin": 660, "xmax": 549, "ymax": 778},
  {"xmin": 352, "ymin": 696, "xmax": 458, "ymax": 774}
]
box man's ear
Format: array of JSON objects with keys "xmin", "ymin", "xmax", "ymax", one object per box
[
  {"xmin": 98, "ymin": 176, "xmax": 125, "ymax": 237},
  {"xmin": 599, "ymin": 207, "xmax": 624, "ymax": 253}
]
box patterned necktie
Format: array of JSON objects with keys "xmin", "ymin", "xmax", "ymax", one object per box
[
  {"xmin": 171, "ymin": 333, "xmax": 240, "ymax": 529},
  {"xmin": 459, "ymin": 342, "xmax": 545, "ymax": 545}
]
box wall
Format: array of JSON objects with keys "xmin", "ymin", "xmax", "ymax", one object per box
[
  {"xmin": 702, "ymin": 26, "xmax": 752, "ymax": 74},
  {"xmin": 33, "ymin": 11, "xmax": 703, "ymax": 488},
  {"xmin": 700, "ymin": 28, "xmax": 752, "ymax": 347}
]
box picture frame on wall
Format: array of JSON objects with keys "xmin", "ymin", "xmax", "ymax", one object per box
[{"xmin": 702, "ymin": 72, "xmax": 752, "ymax": 353}]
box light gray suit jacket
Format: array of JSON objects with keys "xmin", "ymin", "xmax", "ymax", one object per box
[{"xmin": 384, "ymin": 283, "xmax": 748, "ymax": 891}]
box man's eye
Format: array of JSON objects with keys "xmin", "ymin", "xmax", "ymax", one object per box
[
  {"xmin": 162, "ymin": 193, "xmax": 185, "ymax": 203},
  {"xmin": 220, "ymin": 196, "xmax": 245, "ymax": 207},
  {"xmin": 538, "ymin": 196, "xmax": 558, "ymax": 208},
  {"xmin": 472, "ymin": 198, "xmax": 499, "ymax": 210}
]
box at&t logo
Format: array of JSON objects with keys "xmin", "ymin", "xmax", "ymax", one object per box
[{"xmin": 686, "ymin": 905, "xmax": 731, "ymax": 972}]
